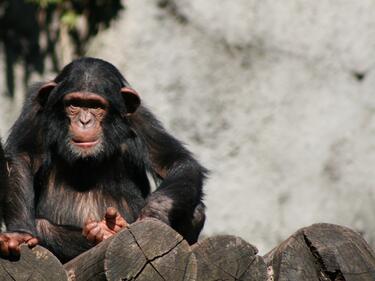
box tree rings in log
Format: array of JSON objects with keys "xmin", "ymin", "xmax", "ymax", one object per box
[
  {"xmin": 65, "ymin": 218, "xmax": 196, "ymax": 281},
  {"xmin": 106, "ymin": 219, "xmax": 196, "ymax": 281},
  {"xmin": 264, "ymin": 223, "xmax": 375, "ymax": 281},
  {"xmin": 193, "ymin": 235, "xmax": 267, "ymax": 281},
  {"xmin": 0, "ymin": 244, "xmax": 68, "ymax": 281}
]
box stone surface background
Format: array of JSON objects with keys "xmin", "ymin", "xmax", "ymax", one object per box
[{"xmin": 2, "ymin": 0, "xmax": 375, "ymax": 254}]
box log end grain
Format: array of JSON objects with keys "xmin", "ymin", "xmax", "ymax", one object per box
[
  {"xmin": 106, "ymin": 218, "xmax": 196, "ymax": 281},
  {"xmin": 0, "ymin": 244, "xmax": 68, "ymax": 281},
  {"xmin": 65, "ymin": 218, "xmax": 196, "ymax": 281},
  {"xmin": 193, "ymin": 235, "xmax": 267, "ymax": 281},
  {"xmin": 264, "ymin": 223, "xmax": 375, "ymax": 281}
]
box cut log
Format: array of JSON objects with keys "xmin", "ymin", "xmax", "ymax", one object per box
[
  {"xmin": 192, "ymin": 235, "xmax": 267, "ymax": 281},
  {"xmin": 0, "ymin": 244, "xmax": 68, "ymax": 281},
  {"xmin": 64, "ymin": 218, "xmax": 196, "ymax": 281},
  {"xmin": 264, "ymin": 223, "xmax": 375, "ymax": 281}
]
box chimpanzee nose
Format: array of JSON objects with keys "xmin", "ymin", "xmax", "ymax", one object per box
[{"xmin": 79, "ymin": 112, "xmax": 94, "ymax": 128}]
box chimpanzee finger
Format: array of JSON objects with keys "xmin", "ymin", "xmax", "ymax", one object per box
[
  {"xmin": 86, "ymin": 226, "xmax": 101, "ymax": 242},
  {"xmin": 116, "ymin": 215, "xmax": 128, "ymax": 228},
  {"xmin": 105, "ymin": 207, "xmax": 128, "ymax": 230},
  {"xmin": 26, "ymin": 237, "xmax": 38, "ymax": 248},
  {"xmin": 0, "ymin": 240, "xmax": 9, "ymax": 256},
  {"xmin": 83, "ymin": 221, "xmax": 98, "ymax": 237},
  {"xmin": 103, "ymin": 233, "xmax": 113, "ymax": 240},
  {"xmin": 105, "ymin": 207, "xmax": 117, "ymax": 220},
  {"xmin": 8, "ymin": 239, "xmax": 20, "ymax": 256},
  {"xmin": 95, "ymin": 230, "xmax": 104, "ymax": 244},
  {"xmin": 109, "ymin": 219, "xmax": 128, "ymax": 233},
  {"xmin": 84, "ymin": 216, "xmax": 95, "ymax": 225},
  {"xmin": 105, "ymin": 207, "xmax": 118, "ymax": 229}
]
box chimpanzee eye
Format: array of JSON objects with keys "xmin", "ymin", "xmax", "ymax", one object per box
[
  {"xmin": 67, "ymin": 104, "xmax": 80, "ymax": 114},
  {"xmin": 89, "ymin": 101, "xmax": 106, "ymax": 110},
  {"xmin": 64, "ymin": 100, "xmax": 80, "ymax": 107}
]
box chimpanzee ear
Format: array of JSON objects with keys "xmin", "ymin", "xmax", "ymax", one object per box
[
  {"xmin": 36, "ymin": 81, "xmax": 57, "ymax": 107},
  {"xmin": 120, "ymin": 87, "xmax": 141, "ymax": 115}
]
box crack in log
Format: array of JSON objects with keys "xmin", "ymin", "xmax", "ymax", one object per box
[
  {"xmin": 1, "ymin": 263, "xmax": 16, "ymax": 281},
  {"xmin": 204, "ymin": 239, "xmax": 239, "ymax": 279},
  {"xmin": 266, "ymin": 266, "xmax": 274, "ymax": 281},
  {"xmin": 181, "ymin": 252, "xmax": 192, "ymax": 281},
  {"xmin": 26, "ymin": 271, "xmax": 35, "ymax": 281},
  {"xmin": 126, "ymin": 228, "xmax": 184, "ymax": 281},
  {"xmin": 303, "ymin": 233, "xmax": 346, "ymax": 281},
  {"xmin": 198, "ymin": 238, "xmax": 256, "ymax": 281},
  {"xmin": 146, "ymin": 263, "xmax": 198, "ymax": 281},
  {"xmin": 238, "ymin": 254, "xmax": 259, "ymax": 280}
]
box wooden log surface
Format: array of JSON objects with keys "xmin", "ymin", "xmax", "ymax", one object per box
[
  {"xmin": 264, "ymin": 223, "xmax": 375, "ymax": 281},
  {"xmin": 193, "ymin": 235, "xmax": 267, "ymax": 281},
  {"xmin": 2, "ymin": 222, "xmax": 374, "ymax": 281},
  {"xmin": 0, "ymin": 244, "xmax": 68, "ymax": 281},
  {"xmin": 64, "ymin": 218, "xmax": 196, "ymax": 281}
]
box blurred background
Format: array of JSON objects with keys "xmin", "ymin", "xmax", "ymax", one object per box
[{"xmin": 1, "ymin": 0, "xmax": 375, "ymax": 254}]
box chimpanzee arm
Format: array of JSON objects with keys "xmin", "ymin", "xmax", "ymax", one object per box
[
  {"xmin": 4, "ymin": 154, "xmax": 38, "ymax": 236},
  {"xmin": 130, "ymin": 107, "xmax": 207, "ymax": 229},
  {"xmin": 0, "ymin": 88, "xmax": 46, "ymax": 257},
  {"xmin": 0, "ymin": 142, "xmax": 7, "ymax": 221},
  {"xmin": 4, "ymin": 155, "xmax": 91, "ymax": 261},
  {"xmin": 3, "ymin": 84, "xmax": 44, "ymax": 235}
]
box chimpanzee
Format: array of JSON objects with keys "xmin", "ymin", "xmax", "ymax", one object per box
[
  {"xmin": 0, "ymin": 57, "xmax": 207, "ymax": 262},
  {"xmin": 0, "ymin": 142, "xmax": 8, "ymax": 225}
]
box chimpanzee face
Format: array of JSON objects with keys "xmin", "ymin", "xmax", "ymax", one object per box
[
  {"xmin": 63, "ymin": 92, "xmax": 109, "ymax": 158},
  {"xmin": 36, "ymin": 58, "xmax": 141, "ymax": 164}
]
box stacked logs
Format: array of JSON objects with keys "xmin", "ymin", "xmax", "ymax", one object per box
[{"xmin": 1, "ymin": 219, "xmax": 375, "ymax": 281}]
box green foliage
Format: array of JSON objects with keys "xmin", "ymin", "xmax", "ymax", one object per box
[
  {"xmin": 0, "ymin": 0, "xmax": 124, "ymax": 97},
  {"xmin": 61, "ymin": 10, "xmax": 78, "ymax": 29}
]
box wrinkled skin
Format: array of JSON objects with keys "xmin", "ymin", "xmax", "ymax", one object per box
[
  {"xmin": 0, "ymin": 233, "xmax": 38, "ymax": 256},
  {"xmin": 83, "ymin": 207, "xmax": 128, "ymax": 244}
]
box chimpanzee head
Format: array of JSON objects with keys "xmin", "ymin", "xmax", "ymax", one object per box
[{"xmin": 35, "ymin": 57, "xmax": 141, "ymax": 164}]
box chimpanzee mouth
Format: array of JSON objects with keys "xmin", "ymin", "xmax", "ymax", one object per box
[
  {"xmin": 72, "ymin": 139, "xmax": 100, "ymax": 149},
  {"xmin": 66, "ymin": 138, "xmax": 105, "ymax": 161}
]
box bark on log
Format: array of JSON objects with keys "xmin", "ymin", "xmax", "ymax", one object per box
[
  {"xmin": 264, "ymin": 223, "xmax": 375, "ymax": 281},
  {"xmin": 64, "ymin": 218, "xmax": 196, "ymax": 281},
  {"xmin": 192, "ymin": 235, "xmax": 267, "ymax": 281},
  {"xmin": 0, "ymin": 244, "xmax": 68, "ymax": 281}
]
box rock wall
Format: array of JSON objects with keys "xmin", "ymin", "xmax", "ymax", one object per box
[{"xmin": 2, "ymin": 0, "xmax": 375, "ymax": 253}]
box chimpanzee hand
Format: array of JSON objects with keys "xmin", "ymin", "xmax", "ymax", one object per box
[
  {"xmin": 82, "ymin": 207, "xmax": 128, "ymax": 244},
  {"xmin": 0, "ymin": 232, "xmax": 38, "ymax": 256}
]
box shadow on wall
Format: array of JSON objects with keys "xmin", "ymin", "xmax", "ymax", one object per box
[{"xmin": 0, "ymin": 0, "xmax": 124, "ymax": 97}]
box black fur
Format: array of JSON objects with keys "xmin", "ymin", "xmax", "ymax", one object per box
[
  {"xmin": 0, "ymin": 141, "xmax": 7, "ymax": 225},
  {"xmin": 4, "ymin": 57, "xmax": 207, "ymax": 262}
]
